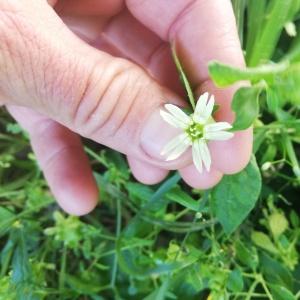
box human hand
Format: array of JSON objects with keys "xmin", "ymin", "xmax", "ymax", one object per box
[{"xmin": 0, "ymin": 0, "xmax": 252, "ymax": 215}]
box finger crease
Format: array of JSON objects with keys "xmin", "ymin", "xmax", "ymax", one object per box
[{"xmin": 167, "ymin": 0, "xmax": 198, "ymax": 42}]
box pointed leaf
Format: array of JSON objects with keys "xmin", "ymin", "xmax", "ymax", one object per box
[
  {"xmin": 211, "ymin": 156, "xmax": 261, "ymax": 234},
  {"xmin": 231, "ymin": 86, "xmax": 262, "ymax": 131}
]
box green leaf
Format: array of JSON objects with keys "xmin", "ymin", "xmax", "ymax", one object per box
[
  {"xmin": 208, "ymin": 60, "xmax": 288, "ymax": 87},
  {"xmin": 269, "ymin": 284, "xmax": 296, "ymax": 300},
  {"xmin": 126, "ymin": 182, "xmax": 154, "ymax": 204},
  {"xmin": 260, "ymin": 253, "xmax": 293, "ymax": 289},
  {"xmin": 11, "ymin": 232, "xmax": 30, "ymax": 285},
  {"xmin": 116, "ymin": 237, "xmax": 180, "ymax": 278},
  {"xmin": 211, "ymin": 156, "xmax": 261, "ymax": 234},
  {"xmin": 266, "ymin": 87, "xmax": 281, "ymax": 113},
  {"xmin": 65, "ymin": 274, "xmax": 105, "ymax": 294},
  {"xmin": 277, "ymin": 63, "xmax": 300, "ymax": 104},
  {"xmin": 231, "ymin": 86, "xmax": 262, "ymax": 131},
  {"xmin": 1, "ymin": 239, "xmax": 15, "ymax": 276},
  {"xmin": 253, "ymin": 127, "xmax": 268, "ymax": 153},
  {"xmin": 269, "ymin": 212, "xmax": 289, "ymax": 238},
  {"xmin": 170, "ymin": 266, "xmax": 204, "ymax": 296},
  {"xmin": 248, "ymin": 0, "xmax": 295, "ymax": 66},
  {"xmin": 0, "ymin": 208, "xmax": 15, "ymax": 237},
  {"xmin": 11, "ymin": 229, "xmax": 40, "ymax": 300},
  {"xmin": 143, "ymin": 279, "xmax": 169, "ymax": 300},
  {"xmin": 226, "ymin": 269, "xmax": 244, "ymax": 293},
  {"xmin": 290, "ymin": 210, "xmax": 299, "ymax": 228},
  {"xmin": 172, "ymin": 47, "xmax": 196, "ymax": 109},
  {"xmin": 235, "ymin": 240, "xmax": 258, "ymax": 270},
  {"xmin": 209, "ymin": 60, "xmax": 300, "ymax": 105},
  {"xmin": 144, "ymin": 172, "xmax": 181, "ymax": 212},
  {"xmin": 251, "ymin": 231, "xmax": 278, "ymax": 254},
  {"xmin": 166, "ymin": 187, "xmax": 199, "ymax": 211},
  {"xmin": 245, "ymin": 0, "xmax": 267, "ymax": 62},
  {"xmin": 232, "ymin": 0, "xmax": 246, "ymax": 45}
]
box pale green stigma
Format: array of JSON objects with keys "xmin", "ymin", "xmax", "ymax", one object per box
[{"xmin": 185, "ymin": 122, "xmax": 204, "ymax": 141}]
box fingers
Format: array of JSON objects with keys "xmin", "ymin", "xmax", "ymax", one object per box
[
  {"xmin": 126, "ymin": 0, "xmax": 245, "ymax": 80},
  {"xmin": 56, "ymin": 8, "xmax": 175, "ymax": 188},
  {"xmin": 126, "ymin": 0, "xmax": 253, "ymax": 177},
  {"xmin": 0, "ymin": 0, "xmax": 195, "ymax": 170},
  {"xmin": 47, "ymin": 0, "xmax": 58, "ymax": 6},
  {"xmin": 59, "ymin": 10, "xmax": 183, "ymax": 186},
  {"xmin": 209, "ymin": 129, "xmax": 253, "ymax": 174},
  {"xmin": 180, "ymin": 165, "xmax": 223, "ymax": 189},
  {"xmin": 0, "ymin": 0, "xmax": 252, "ymax": 191},
  {"xmin": 101, "ymin": 9, "xmax": 184, "ymax": 96},
  {"xmin": 54, "ymin": 0, "xmax": 124, "ymax": 16},
  {"xmin": 127, "ymin": 156, "xmax": 168, "ymax": 185},
  {"xmin": 7, "ymin": 105, "xmax": 98, "ymax": 215}
]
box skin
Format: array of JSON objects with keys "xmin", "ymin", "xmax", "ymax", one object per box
[{"xmin": 0, "ymin": 0, "xmax": 252, "ymax": 215}]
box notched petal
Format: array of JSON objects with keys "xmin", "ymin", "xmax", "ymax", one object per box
[
  {"xmin": 205, "ymin": 131, "xmax": 234, "ymax": 141},
  {"xmin": 199, "ymin": 140, "xmax": 211, "ymax": 172},
  {"xmin": 160, "ymin": 110, "xmax": 186, "ymax": 128},
  {"xmin": 164, "ymin": 103, "xmax": 190, "ymax": 126},
  {"xmin": 192, "ymin": 140, "xmax": 203, "ymax": 173},
  {"xmin": 205, "ymin": 122, "xmax": 232, "ymax": 132}
]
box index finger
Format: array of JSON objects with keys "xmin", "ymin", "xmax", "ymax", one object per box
[
  {"xmin": 127, "ymin": 0, "xmax": 243, "ymax": 87},
  {"xmin": 126, "ymin": 0, "xmax": 252, "ymax": 174}
]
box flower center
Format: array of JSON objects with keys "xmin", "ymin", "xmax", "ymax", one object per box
[{"xmin": 186, "ymin": 122, "xmax": 204, "ymax": 141}]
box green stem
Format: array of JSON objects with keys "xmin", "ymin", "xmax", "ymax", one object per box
[
  {"xmin": 84, "ymin": 147, "xmax": 109, "ymax": 167},
  {"xmin": 237, "ymin": 292, "xmax": 268, "ymax": 298},
  {"xmin": 260, "ymin": 278, "xmax": 273, "ymax": 300},
  {"xmin": 110, "ymin": 197, "xmax": 122, "ymax": 287},
  {"xmin": 282, "ymin": 133, "xmax": 300, "ymax": 178},
  {"xmin": 245, "ymin": 279, "xmax": 259, "ymax": 300},
  {"xmin": 171, "ymin": 47, "xmax": 196, "ymax": 110},
  {"xmin": 59, "ymin": 246, "xmax": 67, "ymax": 292}
]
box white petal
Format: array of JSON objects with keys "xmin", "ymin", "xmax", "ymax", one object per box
[
  {"xmin": 205, "ymin": 131, "xmax": 234, "ymax": 141},
  {"xmin": 194, "ymin": 94, "xmax": 215, "ymax": 123},
  {"xmin": 164, "ymin": 104, "xmax": 191, "ymax": 127},
  {"xmin": 192, "ymin": 140, "xmax": 203, "ymax": 173},
  {"xmin": 199, "ymin": 140, "xmax": 211, "ymax": 172},
  {"xmin": 203, "ymin": 95, "xmax": 215, "ymax": 120},
  {"xmin": 195, "ymin": 92, "xmax": 209, "ymax": 116},
  {"xmin": 165, "ymin": 140, "xmax": 190, "ymax": 161},
  {"xmin": 161, "ymin": 133, "xmax": 188, "ymax": 156},
  {"xmin": 205, "ymin": 122, "xmax": 232, "ymax": 132},
  {"xmin": 160, "ymin": 110, "xmax": 186, "ymax": 128}
]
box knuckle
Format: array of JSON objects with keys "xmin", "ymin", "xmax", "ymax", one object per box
[
  {"xmin": 72, "ymin": 58, "xmax": 149, "ymax": 140},
  {"xmin": 41, "ymin": 52, "xmax": 84, "ymax": 116}
]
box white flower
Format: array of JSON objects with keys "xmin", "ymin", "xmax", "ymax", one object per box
[{"xmin": 160, "ymin": 92, "xmax": 234, "ymax": 173}]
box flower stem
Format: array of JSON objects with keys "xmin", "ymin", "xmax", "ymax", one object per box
[{"xmin": 171, "ymin": 46, "xmax": 196, "ymax": 110}]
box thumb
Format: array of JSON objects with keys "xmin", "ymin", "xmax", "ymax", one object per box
[{"xmin": 0, "ymin": 0, "xmax": 190, "ymax": 169}]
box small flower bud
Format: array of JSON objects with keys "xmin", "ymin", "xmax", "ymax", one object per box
[
  {"xmin": 261, "ymin": 162, "xmax": 272, "ymax": 171},
  {"xmin": 285, "ymin": 22, "xmax": 297, "ymax": 37}
]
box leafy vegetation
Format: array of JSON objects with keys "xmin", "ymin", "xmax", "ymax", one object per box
[{"xmin": 0, "ymin": 0, "xmax": 300, "ymax": 299}]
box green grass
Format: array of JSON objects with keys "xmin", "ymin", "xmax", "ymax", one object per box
[{"xmin": 1, "ymin": 1, "xmax": 300, "ymax": 299}]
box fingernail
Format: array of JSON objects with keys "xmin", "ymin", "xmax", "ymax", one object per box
[{"xmin": 140, "ymin": 108, "xmax": 181, "ymax": 160}]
